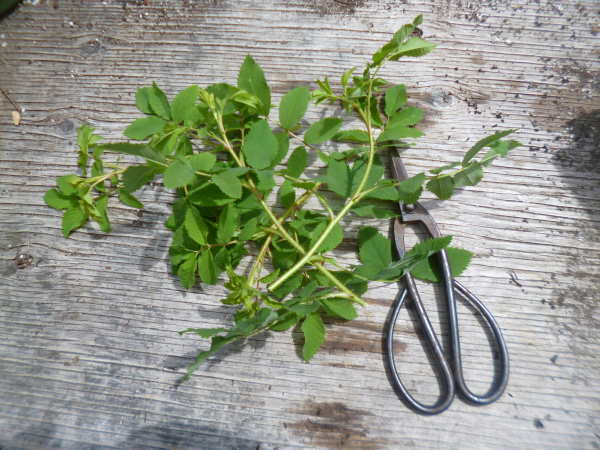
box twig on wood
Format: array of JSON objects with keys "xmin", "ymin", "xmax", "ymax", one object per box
[{"xmin": 0, "ymin": 87, "xmax": 20, "ymax": 111}]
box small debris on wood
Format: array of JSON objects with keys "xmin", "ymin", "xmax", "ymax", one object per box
[
  {"xmin": 0, "ymin": 87, "xmax": 22, "ymax": 125},
  {"xmin": 11, "ymin": 110, "xmax": 20, "ymax": 125},
  {"xmin": 550, "ymin": 355, "xmax": 558, "ymax": 364},
  {"xmin": 63, "ymin": 356, "xmax": 80, "ymax": 366},
  {"xmin": 14, "ymin": 253, "xmax": 33, "ymax": 269},
  {"xmin": 533, "ymin": 418, "xmax": 544, "ymax": 429},
  {"xmin": 509, "ymin": 270, "xmax": 522, "ymax": 287}
]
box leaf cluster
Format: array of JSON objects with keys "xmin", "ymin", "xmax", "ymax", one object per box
[{"xmin": 43, "ymin": 16, "xmax": 520, "ymax": 379}]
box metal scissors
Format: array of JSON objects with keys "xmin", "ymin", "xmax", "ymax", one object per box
[{"xmin": 384, "ymin": 155, "xmax": 509, "ymax": 415}]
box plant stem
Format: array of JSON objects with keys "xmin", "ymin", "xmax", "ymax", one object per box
[
  {"xmin": 89, "ymin": 168, "xmax": 125, "ymax": 189},
  {"xmin": 269, "ymin": 78, "xmax": 378, "ymax": 294},
  {"xmin": 248, "ymin": 183, "xmax": 322, "ymax": 285},
  {"xmin": 212, "ymin": 108, "xmax": 365, "ymax": 306}
]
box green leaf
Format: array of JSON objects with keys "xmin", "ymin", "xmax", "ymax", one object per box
[
  {"xmin": 122, "ymin": 165, "xmax": 158, "ymax": 193},
  {"xmin": 453, "ymin": 162, "xmax": 484, "ymax": 188},
  {"xmin": 390, "ymin": 37, "xmax": 437, "ymax": 60},
  {"xmin": 179, "ymin": 327, "xmax": 227, "ymax": 338},
  {"xmin": 325, "ymin": 159, "xmax": 351, "ymax": 197},
  {"xmin": 286, "ymin": 146, "xmax": 308, "ymax": 178},
  {"xmin": 271, "ymin": 272, "xmax": 303, "ymax": 299},
  {"xmin": 388, "ymin": 107, "xmax": 423, "ymax": 127},
  {"xmin": 164, "ymin": 159, "xmax": 196, "ymax": 189},
  {"xmin": 429, "ymin": 162, "xmax": 460, "ymax": 175},
  {"xmin": 255, "ymin": 170, "xmax": 275, "ymax": 192},
  {"xmin": 350, "ymin": 155, "xmax": 384, "ymax": 194},
  {"xmin": 321, "ymin": 298, "xmax": 357, "ymax": 320},
  {"xmin": 185, "ymin": 206, "xmax": 208, "ymax": 245},
  {"xmin": 279, "ymin": 86, "xmax": 311, "ymax": 129},
  {"xmin": 44, "ymin": 189, "xmax": 75, "ymax": 210},
  {"xmin": 135, "ymin": 87, "xmax": 153, "ymax": 114},
  {"xmin": 377, "ymin": 125, "xmax": 423, "ymax": 142},
  {"xmin": 272, "ymin": 132, "xmax": 290, "ymax": 167},
  {"xmin": 426, "ymin": 175, "xmax": 455, "ymax": 200},
  {"xmin": 213, "ymin": 169, "xmax": 243, "ymax": 199},
  {"xmin": 462, "ymin": 129, "xmax": 516, "ymax": 166},
  {"xmin": 412, "ymin": 236, "xmax": 454, "ymax": 257},
  {"xmin": 301, "ymin": 313, "xmax": 326, "ymax": 361},
  {"xmin": 278, "ymin": 180, "xmax": 295, "ymax": 208},
  {"xmin": 62, "ymin": 207, "xmax": 87, "ymax": 237},
  {"xmin": 286, "ymin": 301, "xmax": 320, "ymax": 317},
  {"xmin": 188, "ymin": 152, "xmax": 216, "ymax": 172},
  {"xmin": 177, "ymin": 253, "xmax": 197, "ymax": 289},
  {"xmin": 198, "ymin": 249, "xmax": 218, "ymax": 284},
  {"xmin": 364, "ymin": 185, "xmax": 399, "ymax": 201},
  {"xmin": 270, "ymin": 313, "xmax": 299, "ymax": 332},
  {"xmin": 375, "ymin": 236, "xmax": 453, "ymax": 280},
  {"xmin": 148, "ymin": 82, "xmax": 171, "ymax": 120},
  {"xmin": 304, "ymin": 117, "xmax": 343, "ymax": 145},
  {"xmin": 94, "ymin": 195, "xmax": 111, "ymax": 232},
  {"xmin": 480, "ymin": 139, "xmax": 521, "ymax": 166},
  {"xmin": 231, "ymin": 89, "xmax": 261, "ymax": 110},
  {"xmin": 171, "ymin": 85, "xmax": 199, "ymax": 123},
  {"xmin": 238, "ymin": 55, "xmax": 271, "ymax": 116},
  {"xmin": 351, "ymin": 204, "xmax": 398, "ymax": 218},
  {"xmin": 242, "ymin": 119, "xmax": 279, "ymax": 170},
  {"xmin": 312, "ymin": 222, "xmax": 344, "ymax": 253},
  {"xmin": 76, "ymin": 125, "xmax": 102, "ymax": 177},
  {"xmin": 238, "ymin": 217, "xmax": 259, "ymax": 241},
  {"xmin": 118, "ymin": 189, "xmax": 144, "ymax": 209},
  {"xmin": 397, "ymin": 173, "xmax": 426, "ymax": 204},
  {"xmin": 57, "ymin": 175, "xmax": 81, "ymax": 196},
  {"xmin": 384, "ymin": 85, "xmax": 407, "ymax": 116},
  {"xmin": 411, "ymin": 247, "xmax": 473, "ymax": 282},
  {"xmin": 357, "ymin": 227, "xmax": 392, "ymax": 279},
  {"xmin": 189, "ymin": 184, "xmax": 237, "ymax": 207},
  {"xmin": 341, "ymin": 67, "xmax": 356, "ymax": 88},
  {"xmin": 101, "ymin": 143, "xmax": 165, "ymax": 164},
  {"xmin": 332, "ymin": 129, "xmax": 370, "ymax": 143},
  {"xmin": 260, "ymin": 269, "xmax": 280, "ymax": 285},
  {"xmin": 217, "ymin": 203, "xmax": 238, "ymax": 243},
  {"xmin": 124, "ymin": 116, "xmax": 166, "ymax": 140}
]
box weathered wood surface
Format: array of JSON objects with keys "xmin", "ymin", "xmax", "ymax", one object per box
[{"xmin": 1, "ymin": 0, "xmax": 599, "ymax": 448}]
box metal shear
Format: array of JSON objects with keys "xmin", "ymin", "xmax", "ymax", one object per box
[{"xmin": 384, "ymin": 155, "xmax": 509, "ymax": 415}]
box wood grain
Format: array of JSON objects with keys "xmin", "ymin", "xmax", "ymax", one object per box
[{"xmin": 1, "ymin": 0, "xmax": 599, "ymax": 448}]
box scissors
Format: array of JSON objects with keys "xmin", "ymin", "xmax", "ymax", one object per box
[{"xmin": 383, "ymin": 155, "xmax": 510, "ymax": 415}]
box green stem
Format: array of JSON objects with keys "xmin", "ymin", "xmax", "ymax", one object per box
[
  {"xmin": 269, "ymin": 78, "xmax": 378, "ymax": 294},
  {"xmin": 313, "ymin": 264, "xmax": 366, "ymax": 306},
  {"xmin": 248, "ymin": 183, "xmax": 322, "ymax": 286},
  {"xmin": 212, "ymin": 109, "xmax": 365, "ymax": 306},
  {"xmin": 88, "ymin": 168, "xmax": 125, "ymax": 189}
]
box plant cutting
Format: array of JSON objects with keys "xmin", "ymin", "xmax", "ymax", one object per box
[{"xmin": 44, "ymin": 16, "xmax": 520, "ymax": 381}]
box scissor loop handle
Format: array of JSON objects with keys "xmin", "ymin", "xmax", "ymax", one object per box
[
  {"xmin": 448, "ymin": 279, "xmax": 510, "ymax": 405},
  {"xmin": 387, "ymin": 219, "xmax": 509, "ymax": 412},
  {"xmin": 384, "ymin": 276, "xmax": 455, "ymax": 415}
]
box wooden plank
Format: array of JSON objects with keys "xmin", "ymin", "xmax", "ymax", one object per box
[{"xmin": 0, "ymin": 0, "xmax": 599, "ymax": 448}]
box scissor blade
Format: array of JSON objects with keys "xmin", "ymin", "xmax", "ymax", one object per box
[{"xmin": 391, "ymin": 155, "xmax": 410, "ymax": 182}]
